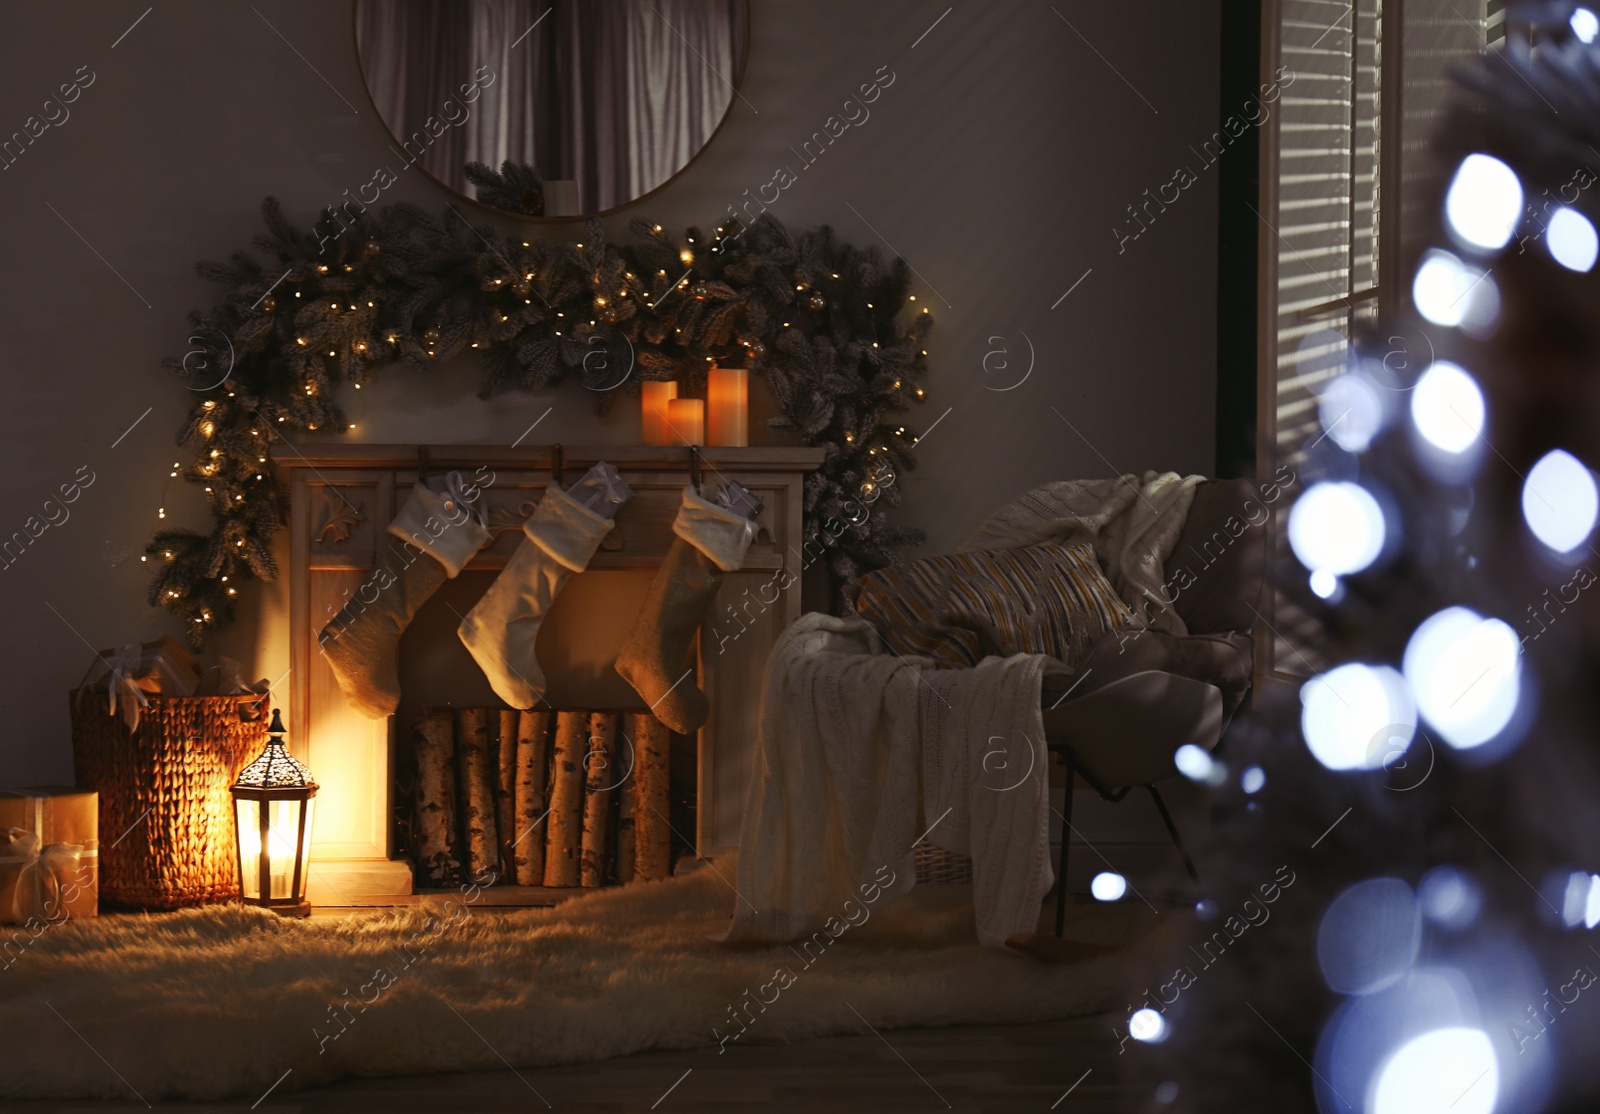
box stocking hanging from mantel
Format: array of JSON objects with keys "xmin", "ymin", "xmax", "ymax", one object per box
[
  {"xmin": 321, "ymin": 472, "xmax": 493, "ymax": 719},
  {"xmin": 458, "ymin": 462, "xmax": 632, "ymax": 710},
  {"xmin": 615, "ymin": 482, "xmax": 762, "ymax": 735}
]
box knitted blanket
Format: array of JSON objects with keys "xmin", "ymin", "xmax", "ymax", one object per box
[{"xmin": 725, "ymin": 613, "xmax": 1055, "ymax": 949}]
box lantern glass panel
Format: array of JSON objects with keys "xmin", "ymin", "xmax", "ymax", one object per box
[
  {"xmin": 235, "ymin": 795, "xmax": 314, "ymax": 902},
  {"xmin": 283, "ymin": 797, "xmax": 314, "ymax": 901},
  {"xmin": 234, "ymin": 797, "xmax": 261, "ymax": 900}
]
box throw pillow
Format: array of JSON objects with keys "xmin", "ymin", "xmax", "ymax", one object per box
[{"xmin": 847, "ymin": 543, "xmax": 1137, "ymax": 669}]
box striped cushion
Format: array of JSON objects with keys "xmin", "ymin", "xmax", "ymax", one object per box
[{"xmin": 847, "ymin": 543, "xmax": 1136, "ymax": 669}]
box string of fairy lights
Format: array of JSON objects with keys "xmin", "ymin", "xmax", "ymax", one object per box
[{"xmin": 144, "ymin": 203, "xmax": 934, "ymax": 642}]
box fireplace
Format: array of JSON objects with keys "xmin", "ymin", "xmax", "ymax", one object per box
[{"xmin": 278, "ymin": 443, "xmax": 824, "ymax": 899}]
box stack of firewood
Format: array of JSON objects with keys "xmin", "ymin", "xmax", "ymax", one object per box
[{"xmin": 409, "ymin": 708, "xmax": 673, "ymax": 889}]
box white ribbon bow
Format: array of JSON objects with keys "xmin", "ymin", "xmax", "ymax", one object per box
[
  {"xmin": 77, "ymin": 643, "xmax": 148, "ymax": 733},
  {"xmin": 442, "ymin": 471, "xmax": 486, "ymax": 524},
  {"xmin": 569, "ymin": 461, "xmax": 633, "ymax": 512},
  {"xmin": 2, "ymin": 828, "xmax": 84, "ymax": 924}
]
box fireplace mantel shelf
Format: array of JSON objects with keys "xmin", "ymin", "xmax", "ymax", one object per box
[{"xmin": 281, "ymin": 442, "xmax": 827, "ymax": 472}]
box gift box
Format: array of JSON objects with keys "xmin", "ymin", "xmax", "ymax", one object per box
[
  {"xmin": 77, "ymin": 637, "xmax": 202, "ymax": 735},
  {"xmin": 92, "ymin": 635, "xmax": 200, "ymax": 694},
  {"xmin": 0, "ymin": 786, "xmax": 98, "ymax": 926}
]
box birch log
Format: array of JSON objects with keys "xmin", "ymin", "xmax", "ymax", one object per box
[
  {"xmin": 495, "ymin": 709, "xmax": 518, "ymax": 881},
  {"xmin": 513, "ymin": 710, "xmax": 551, "ymax": 885},
  {"xmin": 542, "ymin": 711, "xmax": 587, "ymax": 887},
  {"xmin": 455, "ymin": 707, "xmax": 500, "ymax": 883},
  {"xmin": 412, "ymin": 711, "xmax": 459, "ymax": 886},
  {"xmin": 615, "ymin": 721, "xmax": 637, "ymax": 885},
  {"xmin": 629, "ymin": 711, "xmax": 672, "ymax": 881},
  {"xmin": 580, "ymin": 712, "xmax": 618, "ymax": 888}
]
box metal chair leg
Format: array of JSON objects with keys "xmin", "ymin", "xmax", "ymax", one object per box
[
  {"xmin": 1055, "ymin": 751, "xmax": 1075, "ymax": 937},
  {"xmin": 1147, "ymin": 784, "xmax": 1199, "ymax": 884}
]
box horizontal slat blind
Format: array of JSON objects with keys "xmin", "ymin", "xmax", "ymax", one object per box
[
  {"xmin": 1264, "ymin": 0, "xmax": 1484, "ymax": 679},
  {"xmin": 1269, "ymin": 0, "xmax": 1382, "ymax": 676}
]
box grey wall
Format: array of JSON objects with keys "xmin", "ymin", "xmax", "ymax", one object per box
[{"xmin": 0, "ymin": 1, "xmax": 1219, "ymax": 783}]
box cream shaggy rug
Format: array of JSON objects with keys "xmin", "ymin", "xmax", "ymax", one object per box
[{"xmin": 0, "ymin": 866, "xmax": 1137, "ymax": 1102}]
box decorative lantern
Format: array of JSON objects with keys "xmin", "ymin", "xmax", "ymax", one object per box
[{"xmin": 230, "ymin": 708, "xmax": 317, "ymax": 916}]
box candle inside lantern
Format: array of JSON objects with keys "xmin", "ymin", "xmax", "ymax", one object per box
[
  {"xmin": 707, "ymin": 367, "xmax": 749, "ymax": 447},
  {"xmin": 640, "ymin": 381, "xmax": 678, "ymax": 446},
  {"xmin": 666, "ymin": 398, "xmax": 705, "ymax": 445}
]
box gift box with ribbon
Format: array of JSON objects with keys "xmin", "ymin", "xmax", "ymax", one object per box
[
  {"xmin": 76, "ymin": 636, "xmax": 202, "ymax": 734},
  {"xmin": 0, "ymin": 786, "xmax": 98, "ymax": 926}
]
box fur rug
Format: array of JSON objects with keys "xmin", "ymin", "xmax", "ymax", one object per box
[{"xmin": 0, "ymin": 867, "xmax": 1137, "ymax": 1101}]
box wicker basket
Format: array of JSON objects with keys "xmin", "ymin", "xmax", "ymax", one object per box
[
  {"xmin": 70, "ymin": 692, "xmax": 269, "ymax": 909},
  {"xmin": 913, "ymin": 837, "xmax": 973, "ymax": 885}
]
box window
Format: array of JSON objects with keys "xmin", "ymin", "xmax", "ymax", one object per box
[{"xmin": 1258, "ymin": 0, "xmax": 1489, "ymax": 679}]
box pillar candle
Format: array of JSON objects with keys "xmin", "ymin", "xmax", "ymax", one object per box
[
  {"xmin": 707, "ymin": 367, "xmax": 749, "ymax": 447},
  {"xmin": 666, "ymin": 399, "xmax": 705, "ymax": 446},
  {"xmin": 640, "ymin": 381, "xmax": 678, "ymax": 446}
]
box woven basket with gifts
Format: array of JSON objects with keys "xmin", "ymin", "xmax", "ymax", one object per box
[{"xmin": 69, "ymin": 638, "xmax": 271, "ymax": 910}]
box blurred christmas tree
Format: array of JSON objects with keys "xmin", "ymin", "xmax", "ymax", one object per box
[{"xmin": 1127, "ymin": 11, "xmax": 1600, "ymax": 1112}]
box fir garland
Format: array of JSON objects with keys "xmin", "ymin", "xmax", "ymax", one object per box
[{"xmin": 147, "ymin": 198, "xmax": 931, "ymax": 644}]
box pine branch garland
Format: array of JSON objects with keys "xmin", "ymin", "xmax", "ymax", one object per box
[{"xmin": 148, "ymin": 200, "xmax": 931, "ymax": 642}]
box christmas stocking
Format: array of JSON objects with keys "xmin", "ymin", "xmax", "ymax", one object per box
[
  {"xmin": 459, "ymin": 463, "xmax": 632, "ymax": 710},
  {"xmin": 615, "ymin": 483, "xmax": 762, "ymax": 735},
  {"xmin": 321, "ymin": 472, "xmax": 493, "ymax": 719}
]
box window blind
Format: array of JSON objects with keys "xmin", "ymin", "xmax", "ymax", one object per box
[{"xmin": 1262, "ymin": 0, "xmax": 1486, "ymax": 679}]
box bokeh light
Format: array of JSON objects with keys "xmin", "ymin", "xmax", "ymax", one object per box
[
  {"xmin": 1301, "ymin": 663, "xmax": 1416, "ymax": 771},
  {"xmin": 1241, "ymin": 766, "xmax": 1266, "ymax": 794},
  {"xmin": 1444, "ymin": 154, "xmax": 1523, "ymax": 251},
  {"xmin": 1317, "ymin": 878, "xmax": 1420, "ymax": 995},
  {"xmin": 1091, "ymin": 872, "xmax": 1127, "ymax": 902},
  {"xmin": 1561, "ymin": 871, "xmax": 1600, "ymax": 929},
  {"xmin": 1403, "ymin": 607, "xmax": 1520, "ymax": 750},
  {"xmin": 1288, "ymin": 482, "xmax": 1386, "ymax": 577},
  {"xmin": 1411, "ymin": 361, "xmax": 1484, "ymax": 455},
  {"xmin": 1418, "ymin": 867, "xmax": 1482, "ymax": 931},
  {"xmin": 1318, "ymin": 372, "xmax": 1385, "ymax": 453},
  {"xmin": 1521, "ymin": 449, "xmax": 1598, "ymax": 553},
  {"xmin": 1547, "ymin": 206, "xmax": 1599, "ymax": 272},
  {"xmin": 1573, "ymin": 6, "xmax": 1599, "ymax": 42},
  {"xmin": 1173, "ymin": 743, "xmax": 1214, "ymax": 781},
  {"xmin": 1129, "ymin": 1008, "xmax": 1168, "ymax": 1043},
  {"xmin": 1370, "ymin": 1028, "xmax": 1497, "ymax": 1114},
  {"xmin": 1413, "ymin": 249, "xmax": 1501, "ymax": 333}
]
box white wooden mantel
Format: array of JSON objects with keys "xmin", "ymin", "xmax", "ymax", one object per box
[{"xmin": 279, "ymin": 443, "xmax": 825, "ymax": 900}]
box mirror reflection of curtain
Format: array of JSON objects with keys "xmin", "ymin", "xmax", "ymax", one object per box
[{"xmin": 356, "ymin": 0, "xmax": 744, "ymax": 215}]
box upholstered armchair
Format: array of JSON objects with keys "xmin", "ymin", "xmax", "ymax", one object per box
[{"xmin": 1020, "ymin": 478, "xmax": 1268, "ymax": 952}]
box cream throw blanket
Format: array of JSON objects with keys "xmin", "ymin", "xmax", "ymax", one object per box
[{"xmin": 726, "ymin": 472, "xmax": 1202, "ymax": 949}]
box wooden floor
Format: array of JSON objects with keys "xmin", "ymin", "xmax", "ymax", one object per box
[{"xmin": 0, "ymin": 1016, "xmax": 1140, "ymax": 1113}]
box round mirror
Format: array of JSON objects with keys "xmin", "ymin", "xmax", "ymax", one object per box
[{"xmin": 353, "ymin": 0, "xmax": 750, "ymax": 221}]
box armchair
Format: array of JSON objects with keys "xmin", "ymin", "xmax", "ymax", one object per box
[{"xmin": 1021, "ymin": 478, "xmax": 1268, "ymax": 950}]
